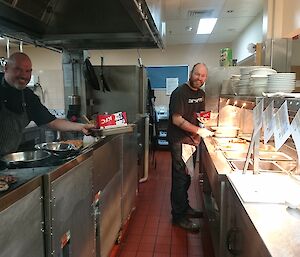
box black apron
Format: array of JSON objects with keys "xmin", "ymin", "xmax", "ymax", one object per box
[{"xmin": 0, "ymin": 90, "xmax": 29, "ymax": 156}]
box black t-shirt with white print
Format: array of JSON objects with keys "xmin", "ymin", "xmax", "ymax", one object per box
[{"xmin": 167, "ymin": 83, "xmax": 205, "ymax": 146}]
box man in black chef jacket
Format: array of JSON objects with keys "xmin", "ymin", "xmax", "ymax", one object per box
[
  {"xmin": 167, "ymin": 63, "xmax": 213, "ymax": 232},
  {"xmin": 0, "ymin": 52, "xmax": 94, "ymax": 156}
]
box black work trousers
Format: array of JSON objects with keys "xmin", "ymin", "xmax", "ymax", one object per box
[{"xmin": 170, "ymin": 143, "xmax": 197, "ymax": 220}]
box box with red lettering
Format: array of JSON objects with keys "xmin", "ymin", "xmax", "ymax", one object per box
[{"xmin": 97, "ymin": 112, "xmax": 127, "ymax": 128}]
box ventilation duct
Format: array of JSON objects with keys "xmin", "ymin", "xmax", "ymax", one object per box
[{"xmin": 0, "ymin": 0, "xmax": 164, "ymax": 50}]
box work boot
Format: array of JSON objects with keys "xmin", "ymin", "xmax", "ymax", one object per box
[
  {"xmin": 185, "ymin": 207, "xmax": 204, "ymax": 219},
  {"xmin": 172, "ymin": 217, "xmax": 200, "ymax": 233}
]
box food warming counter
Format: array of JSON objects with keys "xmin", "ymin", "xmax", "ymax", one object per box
[
  {"xmin": 202, "ymin": 136, "xmax": 300, "ymax": 257},
  {"xmin": 201, "ymin": 96, "xmax": 300, "ymax": 257}
]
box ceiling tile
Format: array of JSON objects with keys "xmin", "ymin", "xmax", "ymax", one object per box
[{"xmin": 163, "ymin": 0, "xmax": 264, "ymax": 45}]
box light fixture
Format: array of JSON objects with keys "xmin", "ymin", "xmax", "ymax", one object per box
[{"xmin": 196, "ymin": 18, "xmax": 217, "ymax": 34}]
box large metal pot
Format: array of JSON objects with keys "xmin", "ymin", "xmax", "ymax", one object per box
[{"xmin": 1, "ymin": 150, "xmax": 51, "ymax": 166}]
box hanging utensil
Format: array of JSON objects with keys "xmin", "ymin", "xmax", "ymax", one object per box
[
  {"xmin": 99, "ymin": 56, "xmax": 111, "ymax": 92},
  {"xmin": 83, "ymin": 57, "xmax": 100, "ymax": 91}
]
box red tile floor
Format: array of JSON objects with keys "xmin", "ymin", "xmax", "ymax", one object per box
[{"xmin": 110, "ymin": 150, "xmax": 215, "ymax": 257}]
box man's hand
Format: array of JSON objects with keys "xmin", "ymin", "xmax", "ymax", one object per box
[
  {"xmin": 80, "ymin": 123, "xmax": 95, "ymax": 135},
  {"xmin": 196, "ymin": 128, "xmax": 214, "ymax": 138}
]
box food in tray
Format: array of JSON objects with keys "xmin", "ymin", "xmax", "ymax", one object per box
[
  {"xmin": 229, "ymin": 138, "xmax": 247, "ymax": 144},
  {"xmin": 0, "ymin": 181, "xmax": 9, "ymax": 191},
  {"xmin": 220, "ymin": 145, "xmax": 234, "ymax": 149},
  {"xmin": 0, "ymin": 175, "xmax": 17, "ymax": 184},
  {"xmin": 62, "ymin": 140, "xmax": 83, "ymax": 149},
  {"xmin": 258, "ymin": 144, "xmax": 275, "ymax": 152}
]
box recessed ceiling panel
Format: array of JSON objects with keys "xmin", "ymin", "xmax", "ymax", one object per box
[{"xmin": 163, "ymin": 0, "xmax": 263, "ymax": 45}]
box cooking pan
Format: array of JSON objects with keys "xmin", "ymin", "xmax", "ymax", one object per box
[
  {"xmin": 83, "ymin": 58, "xmax": 100, "ymax": 90},
  {"xmin": 99, "ymin": 56, "xmax": 111, "ymax": 92},
  {"xmin": 1, "ymin": 150, "xmax": 51, "ymax": 166}
]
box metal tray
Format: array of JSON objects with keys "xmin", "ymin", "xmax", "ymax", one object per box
[
  {"xmin": 259, "ymin": 151, "xmax": 293, "ymax": 161},
  {"xmin": 91, "ymin": 124, "xmax": 135, "ymax": 136}
]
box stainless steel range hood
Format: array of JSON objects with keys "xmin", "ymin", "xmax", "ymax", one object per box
[{"xmin": 0, "ymin": 0, "xmax": 164, "ymax": 50}]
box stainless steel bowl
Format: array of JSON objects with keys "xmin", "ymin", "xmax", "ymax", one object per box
[
  {"xmin": 35, "ymin": 142, "xmax": 78, "ymax": 157},
  {"xmin": 35, "ymin": 142, "xmax": 77, "ymax": 152},
  {"xmin": 1, "ymin": 150, "xmax": 51, "ymax": 165}
]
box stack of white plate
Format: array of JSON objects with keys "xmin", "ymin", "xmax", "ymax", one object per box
[
  {"xmin": 238, "ymin": 67, "xmax": 253, "ymax": 95},
  {"xmin": 267, "ymin": 73, "xmax": 296, "ymax": 93},
  {"xmin": 230, "ymin": 75, "xmax": 241, "ymax": 95},
  {"xmin": 249, "ymin": 67, "xmax": 277, "ymax": 76},
  {"xmin": 238, "ymin": 66, "xmax": 271, "ymax": 95},
  {"xmin": 249, "ymin": 67, "xmax": 277, "ymax": 95}
]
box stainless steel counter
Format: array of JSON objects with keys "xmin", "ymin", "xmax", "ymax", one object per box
[
  {"xmin": 0, "ymin": 130, "xmax": 140, "ymax": 257},
  {"xmin": 203, "ymin": 137, "xmax": 300, "ymax": 257}
]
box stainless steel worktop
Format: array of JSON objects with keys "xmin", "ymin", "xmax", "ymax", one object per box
[
  {"xmin": 0, "ymin": 135, "xmax": 114, "ymax": 200},
  {"xmin": 203, "ymin": 137, "xmax": 300, "ymax": 257}
]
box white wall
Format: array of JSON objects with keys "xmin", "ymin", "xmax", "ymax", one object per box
[
  {"xmin": 282, "ymin": 0, "xmax": 300, "ymax": 38},
  {"xmin": 0, "ymin": 43, "xmax": 229, "ymax": 109},
  {"xmin": 88, "ymin": 43, "xmax": 228, "ymax": 68},
  {"xmin": 232, "ymin": 13, "xmax": 263, "ymax": 63},
  {"xmin": 88, "ymin": 43, "xmax": 230, "ymax": 106}
]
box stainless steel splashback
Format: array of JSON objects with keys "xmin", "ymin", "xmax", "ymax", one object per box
[
  {"xmin": 206, "ymin": 66, "xmax": 242, "ymax": 115},
  {"xmin": 86, "ymin": 65, "xmax": 148, "ymax": 123},
  {"xmin": 263, "ymin": 38, "xmax": 293, "ymax": 72}
]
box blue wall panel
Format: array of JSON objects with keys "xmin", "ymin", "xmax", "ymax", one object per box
[{"xmin": 146, "ymin": 65, "xmax": 189, "ymax": 88}]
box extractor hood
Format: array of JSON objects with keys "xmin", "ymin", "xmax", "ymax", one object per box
[{"xmin": 0, "ymin": 0, "xmax": 164, "ymax": 50}]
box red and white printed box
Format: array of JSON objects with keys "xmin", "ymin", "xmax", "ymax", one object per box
[
  {"xmin": 195, "ymin": 111, "xmax": 211, "ymax": 120},
  {"xmin": 97, "ymin": 112, "xmax": 127, "ymax": 128}
]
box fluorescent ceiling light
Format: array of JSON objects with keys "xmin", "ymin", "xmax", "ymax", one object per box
[{"xmin": 197, "ymin": 18, "xmax": 217, "ymax": 34}]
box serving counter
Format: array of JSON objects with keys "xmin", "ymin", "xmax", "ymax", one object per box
[{"xmin": 202, "ymin": 136, "xmax": 300, "ymax": 257}]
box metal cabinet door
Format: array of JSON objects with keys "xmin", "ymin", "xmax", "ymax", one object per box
[
  {"xmin": 49, "ymin": 157, "xmax": 94, "ymax": 257},
  {"xmin": 93, "ymin": 136, "xmax": 122, "ymax": 192},
  {"xmin": 0, "ymin": 178, "xmax": 45, "ymax": 257},
  {"xmin": 225, "ymin": 183, "xmax": 271, "ymax": 257},
  {"xmin": 98, "ymin": 171, "xmax": 122, "ymax": 257},
  {"xmin": 122, "ymin": 132, "xmax": 138, "ymax": 223}
]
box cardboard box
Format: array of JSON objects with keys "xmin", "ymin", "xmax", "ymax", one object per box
[{"xmin": 97, "ymin": 112, "xmax": 127, "ymax": 128}]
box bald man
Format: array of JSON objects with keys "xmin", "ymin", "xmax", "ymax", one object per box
[
  {"xmin": 167, "ymin": 63, "xmax": 213, "ymax": 232},
  {"xmin": 0, "ymin": 52, "xmax": 93, "ymax": 156}
]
